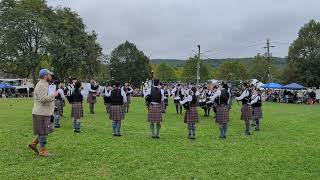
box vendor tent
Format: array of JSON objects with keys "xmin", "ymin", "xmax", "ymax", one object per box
[
  {"xmin": 261, "ymin": 82, "xmax": 283, "ymax": 89},
  {"xmin": 282, "ymin": 83, "xmax": 305, "ymax": 90},
  {"xmin": 0, "ymin": 83, "xmax": 12, "ymax": 89}
]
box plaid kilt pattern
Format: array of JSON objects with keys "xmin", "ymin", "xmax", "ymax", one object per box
[
  {"xmin": 148, "ymin": 103, "xmax": 162, "ymax": 123},
  {"xmin": 54, "ymin": 99, "xmax": 63, "ymax": 115},
  {"xmin": 252, "ymin": 106, "xmax": 263, "ymax": 120},
  {"xmin": 32, "ymin": 115, "xmax": 53, "ymax": 136},
  {"xmin": 215, "ymin": 104, "xmax": 229, "ymax": 124},
  {"xmin": 241, "ymin": 104, "xmax": 253, "ymax": 121},
  {"xmin": 109, "ymin": 105, "xmax": 125, "ymax": 121},
  {"xmin": 87, "ymin": 93, "xmax": 97, "ymax": 104},
  {"xmin": 71, "ymin": 102, "xmax": 83, "ymax": 119},
  {"xmin": 184, "ymin": 106, "xmax": 199, "ymax": 123},
  {"xmin": 105, "ymin": 103, "xmax": 111, "ymax": 114}
]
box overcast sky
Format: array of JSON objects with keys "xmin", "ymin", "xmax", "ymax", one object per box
[{"xmin": 47, "ymin": 0, "xmax": 320, "ymax": 59}]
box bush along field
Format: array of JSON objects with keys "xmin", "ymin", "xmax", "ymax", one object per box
[{"xmin": 0, "ymin": 98, "xmax": 319, "ymax": 179}]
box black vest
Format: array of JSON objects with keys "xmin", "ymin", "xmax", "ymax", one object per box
[
  {"xmin": 111, "ymin": 89, "xmax": 123, "ymax": 105},
  {"xmin": 191, "ymin": 95, "xmax": 197, "ymax": 106},
  {"xmin": 241, "ymin": 90, "xmax": 251, "ymax": 105},
  {"xmin": 252, "ymin": 95, "xmax": 262, "ymax": 107},
  {"xmin": 71, "ymin": 89, "xmax": 83, "ymax": 103},
  {"xmin": 91, "ymin": 83, "xmax": 99, "ymax": 91},
  {"xmin": 151, "ymin": 87, "xmax": 161, "ymax": 103}
]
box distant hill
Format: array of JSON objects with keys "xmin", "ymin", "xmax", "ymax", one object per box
[{"xmin": 151, "ymin": 57, "xmax": 287, "ymax": 68}]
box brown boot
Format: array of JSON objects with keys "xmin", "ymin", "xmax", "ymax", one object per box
[
  {"xmin": 39, "ymin": 147, "xmax": 51, "ymax": 157},
  {"xmin": 28, "ymin": 138, "xmax": 39, "ymax": 154}
]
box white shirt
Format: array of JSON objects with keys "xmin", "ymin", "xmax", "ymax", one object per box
[
  {"xmin": 180, "ymin": 94, "xmax": 192, "ymax": 105},
  {"xmin": 57, "ymin": 88, "xmax": 65, "ymax": 99},
  {"xmin": 236, "ymin": 90, "xmax": 249, "ymax": 100},
  {"xmin": 249, "ymin": 94, "xmax": 260, "ymax": 105},
  {"xmin": 208, "ymin": 89, "xmax": 221, "ymax": 103},
  {"xmin": 103, "ymin": 87, "xmax": 112, "ymax": 97}
]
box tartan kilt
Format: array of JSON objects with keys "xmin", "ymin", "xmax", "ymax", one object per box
[
  {"xmin": 87, "ymin": 93, "xmax": 97, "ymax": 104},
  {"xmin": 71, "ymin": 102, "xmax": 83, "ymax": 119},
  {"xmin": 148, "ymin": 104, "xmax": 162, "ymax": 123},
  {"xmin": 252, "ymin": 106, "xmax": 263, "ymax": 120},
  {"xmin": 32, "ymin": 115, "xmax": 53, "ymax": 136},
  {"xmin": 184, "ymin": 106, "xmax": 199, "ymax": 123},
  {"xmin": 215, "ymin": 104, "xmax": 229, "ymax": 124},
  {"xmin": 109, "ymin": 105, "xmax": 125, "ymax": 121},
  {"xmin": 54, "ymin": 100, "xmax": 63, "ymax": 116},
  {"xmin": 105, "ymin": 103, "xmax": 111, "ymax": 114},
  {"xmin": 241, "ymin": 104, "xmax": 253, "ymax": 121}
]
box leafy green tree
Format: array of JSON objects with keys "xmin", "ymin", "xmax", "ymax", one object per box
[
  {"xmin": 286, "ymin": 19, "xmax": 320, "ymax": 87},
  {"xmin": 249, "ymin": 54, "xmax": 279, "ymax": 83},
  {"xmin": 217, "ymin": 61, "xmax": 249, "ymax": 81},
  {"xmin": 154, "ymin": 63, "xmax": 177, "ymax": 82},
  {"xmin": 0, "ymin": 0, "xmax": 54, "ymax": 85},
  {"xmin": 109, "ymin": 41, "xmax": 152, "ymax": 87},
  {"xmin": 182, "ymin": 56, "xmax": 212, "ymax": 82}
]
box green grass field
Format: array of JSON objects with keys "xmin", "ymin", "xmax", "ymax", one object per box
[{"xmin": 0, "ymin": 98, "xmax": 319, "ymax": 179}]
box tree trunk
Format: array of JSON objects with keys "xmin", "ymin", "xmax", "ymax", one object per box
[{"xmin": 31, "ymin": 69, "xmax": 37, "ymax": 88}]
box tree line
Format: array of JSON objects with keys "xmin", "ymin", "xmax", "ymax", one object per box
[{"xmin": 0, "ymin": 0, "xmax": 319, "ymax": 87}]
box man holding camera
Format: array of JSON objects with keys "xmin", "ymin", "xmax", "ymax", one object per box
[{"xmin": 28, "ymin": 69, "xmax": 58, "ymax": 157}]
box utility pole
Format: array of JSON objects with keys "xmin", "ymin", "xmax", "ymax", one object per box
[
  {"xmin": 264, "ymin": 39, "xmax": 275, "ymax": 83},
  {"xmin": 196, "ymin": 45, "xmax": 201, "ymax": 85}
]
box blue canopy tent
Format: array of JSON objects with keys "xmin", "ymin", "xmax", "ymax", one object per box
[
  {"xmin": 261, "ymin": 82, "xmax": 283, "ymax": 89},
  {"xmin": 0, "ymin": 83, "xmax": 12, "ymax": 89},
  {"xmin": 282, "ymin": 83, "xmax": 305, "ymax": 90}
]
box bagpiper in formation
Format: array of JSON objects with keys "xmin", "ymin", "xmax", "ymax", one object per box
[
  {"xmin": 70, "ymin": 80, "xmax": 84, "ymax": 133},
  {"xmin": 180, "ymin": 87, "xmax": 199, "ymax": 139},
  {"xmin": 145, "ymin": 79, "xmax": 165, "ymax": 139},
  {"xmin": 205, "ymin": 85, "xmax": 214, "ymax": 117},
  {"xmin": 87, "ymin": 78, "xmax": 99, "ymax": 114},
  {"xmin": 109, "ymin": 81, "xmax": 127, "ymax": 136},
  {"xmin": 249, "ymin": 88, "xmax": 263, "ymax": 131},
  {"xmin": 236, "ymin": 83, "xmax": 253, "ymax": 135},
  {"xmin": 211, "ymin": 83, "xmax": 230, "ymax": 139},
  {"xmin": 53, "ymin": 81, "xmax": 65, "ymax": 128},
  {"xmin": 122, "ymin": 82, "xmax": 133, "ymax": 113},
  {"xmin": 172, "ymin": 84, "xmax": 184, "ymax": 114},
  {"xmin": 103, "ymin": 82, "xmax": 112, "ymax": 114}
]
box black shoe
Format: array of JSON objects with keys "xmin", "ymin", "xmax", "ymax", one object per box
[
  {"xmin": 245, "ymin": 132, "xmax": 251, "ymax": 135},
  {"xmin": 55, "ymin": 124, "xmax": 60, "ymax": 128},
  {"xmin": 74, "ymin": 130, "xmax": 80, "ymax": 133},
  {"xmin": 155, "ymin": 136, "xmax": 160, "ymax": 139},
  {"xmin": 116, "ymin": 134, "xmax": 122, "ymax": 137},
  {"xmin": 151, "ymin": 135, "xmax": 156, "ymax": 139},
  {"xmin": 223, "ymin": 136, "xmax": 226, "ymax": 139},
  {"xmin": 113, "ymin": 134, "xmax": 117, "ymax": 136},
  {"xmin": 190, "ymin": 136, "xmax": 195, "ymax": 140}
]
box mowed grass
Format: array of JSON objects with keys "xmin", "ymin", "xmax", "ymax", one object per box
[{"xmin": 0, "ymin": 98, "xmax": 319, "ymax": 179}]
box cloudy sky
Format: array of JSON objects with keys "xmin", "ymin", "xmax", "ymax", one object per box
[{"xmin": 47, "ymin": 0, "xmax": 319, "ymax": 59}]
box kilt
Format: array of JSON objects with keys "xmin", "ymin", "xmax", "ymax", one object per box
[
  {"xmin": 87, "ymin": 93, "xmax": 97, "ymax": 104},
  {"xmin": 184, "ymin": 106, "xmax": 199, "ymax": 123},
  {"xmin": 71, "ymin": 102, "xmax": 83, "ymax": 119},
  {"xmin": 109, "ymin": 105, "xmax": 125, "ymax": 121},
  {"xmin": 148, "ymin": 103, "xmax": 162, "ymax": 123},
  {"xmin": 241, "ymin": 104, "xmax": 253, "ymax": 121},
  {"xmin": 215, "ymin": 104, "xmax": 229, "ymax": 124},
  {"xmin": 54, "ymin": 99, "xmax": 63, "ymax": 116},
  {"xmin": 32, "ymin": 114, "xmax": 53, "ymax": 136},
  {"xmin": 252, "ymin": 106, "xmax": 263, "ymax": 120},
  {"xmin": 105, "ymin": 103, "xmax": 111, "ymax": 114}
]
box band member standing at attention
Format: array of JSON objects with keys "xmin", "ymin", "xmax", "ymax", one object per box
[
  {"xmin": 70, "ymin": 80, "xmax": 84, "ymax": 133},
  {"xmin": 122, "ymin": 82, "xmax": 133, "ymax": 113},
  {"xmin": 163, "ymin": 84, "xmax": 170, "ymax": 113},
  {"xmin": 28, "ymin": 69, "xmax": 58, "ymax": 157},
  {"xmin": 249, "ymin": 88, "xmax": 263, "ymax": 131},
  {"xmin": 145, "ymin": 79, "xmax": 164, "ymax": 139},
  {"xmin": 103, "ymin": 82, "xmax": 112, "ymax": 114},
  {"xmin": 236, "ymin": 84, "xmax": 253, "ymax": 135},
  {"xmin": 87, "ymin": 78, "xmax": 99, "ymax": 114},
  {"xmin": 172, "ymin": 84, "xmax": 183, "ymax": 114},
  {"xmin": 180, "ymin": 87, "xmax": 199, "ymax": 140},
  {"xmin": 210, "ymin": 84, "xmax": 230, "ymax": 139},
  {"xmin": 109, "ymin": 81, "xmax": 127, "ymax": 137},
  {"xmin": 53, "ymin": 81, "xmax": 65, "ymax": 128}
]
